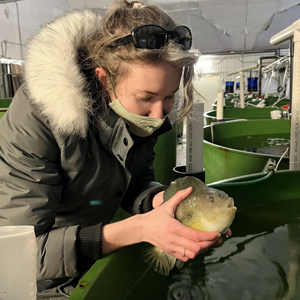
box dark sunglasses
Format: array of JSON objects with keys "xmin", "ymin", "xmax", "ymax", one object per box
[{"xmin": 108, "ymin": 24, "xmax": 192, "ymax": 50}]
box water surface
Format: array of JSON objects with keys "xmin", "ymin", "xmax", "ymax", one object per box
[
  {"xmin": 126, "ymin": 198, "xmax": 300, "ymax": 300},
  {"xmin": 219, "ymin": 133, "xmax": 290, "ymax": 157}
]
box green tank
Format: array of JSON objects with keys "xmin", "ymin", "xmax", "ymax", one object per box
[
  {"xmin": 69, "ymin": 170, "xmax": 300, "ymax": 300},
  {"xmin": 0, "ymin": 98, "xmax": 12, "ymax": 119},
  {"xmin": 211, "ymin": 96, "xmax": 289, "ymax": 110},
  {"xmin": 203, "ymin": 119, "xmax": 290, "ymax": 183},
  {"xmin": 204, "ymin": 107, "xmax": 285, "ymax": 125},
  {"xmin": 153, "ymin": 126, "xmax": 177, "ymax": 186}
]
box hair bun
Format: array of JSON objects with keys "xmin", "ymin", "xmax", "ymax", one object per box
[{"xmin": 132, "ymin": 2, "xmax": 144, "ymax": 9}]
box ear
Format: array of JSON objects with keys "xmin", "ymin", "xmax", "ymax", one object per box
[{"xmin": 95, "ymin": 68, "xmax": 109, "ymax": 87}]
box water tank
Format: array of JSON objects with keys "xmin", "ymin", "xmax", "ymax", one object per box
[
  {"xmin": 225, "ymin": 81, "xmax": 234, "ymax": 93},
  {"xmin": 247, "ymin": 77, "xmax": 258, "ymax": 92}
]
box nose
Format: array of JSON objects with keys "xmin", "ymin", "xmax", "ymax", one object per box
[{"xmin": 148, "ymin": 101, "xmax": 164, "ymax": 119}]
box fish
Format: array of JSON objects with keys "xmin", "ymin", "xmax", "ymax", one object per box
[{"xmin": 143, "ymin": 176, "xmax": 237, "ymax": 276}]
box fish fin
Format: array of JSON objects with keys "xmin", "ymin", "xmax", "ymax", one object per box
[
  {"xmin": 143, "ymin": 244, "xmax": 176, "ymax": 276},
  {"xmin": 175, "ymin": 259, "xmax": 185, "ymax": 270}
]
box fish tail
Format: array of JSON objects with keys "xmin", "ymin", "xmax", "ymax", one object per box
[{"xmin": 143, "ymin": 244, "xmax": 176, "ymax": 276}]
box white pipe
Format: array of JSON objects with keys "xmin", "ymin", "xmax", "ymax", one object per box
[
  {"xmin": 15, "ymin": 2, "xmax": 24, "ymax": 60},
  {"xmin": 227, "ymin": 64, "xmax": 258, "ymax": 76},
  {"xmin": 186, "ymin": 103, "xmax": 204, "ymax": 174},
  {"xmin": 240, "ymin": 71, "xmax": 245, "ymax": 108},
  {"xmin": 264, "ymin": 74, "xmax": 272, "ymax": 98},
  {"xmin": 270, "ymin": 20, "xmax": 300, "ymax": 45},
  {"xmin": 262, "ymin": 56, "xmax": 289, "ymax": 73},
  {"xmin": 289, "ymin": 29, "xmax": 300, "ymax": 170},
  {"xmin": 216, "ymin": 91, "xmax": 223, "ymax": 120}
]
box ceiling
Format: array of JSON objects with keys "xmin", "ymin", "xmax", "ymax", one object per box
[
  {"xmin": 2, "ymin": 0, "xmax": 300, "ymax": 55},
  {"xmin": 66, "ymin": 0, "xmax": 300, "ymax": 54}
]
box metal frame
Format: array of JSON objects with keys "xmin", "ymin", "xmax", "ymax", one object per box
[
  {"xmin": 227, "ymin": 64, "xmax": 259, "ymax": 108},
  {"xmin": 270, "ymin": 20, "xmax": 300, "ymax": 170}
]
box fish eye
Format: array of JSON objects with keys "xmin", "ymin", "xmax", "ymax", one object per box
[
  {"xmin": 209, "ymin": 195, "xmax": 214, "ymax": 202},
  {"xmin": 219, "ymin": 193, "xmax": 224, "ymax": 198},
  {"xmin": 186, "ymin": 213, "xmax": 193, "ymax": 220}
]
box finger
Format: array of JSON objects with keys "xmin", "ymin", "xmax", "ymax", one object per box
[
  {"xmin": 168, "ymin": 187, "xmax": 193, "ymax": 208},
  {"xmin": 196, "ymin": 240, "xmax": 220, "ymax": 251},
  {"xmin": 170, "ymin": 251, "xmax": 189, "ymax": 262},
  {"xmin": 224, "ymin": 229, "xmax": 232, "ymax": 237},
  {"xmin": 169, "ymin": 238, "xmax": 219, "ymax": 260},
  {"xmin": 215, "ymin": 237, "xmax": 223, "ymax": 245},
  {"xmin": 170, "ymin": 236, "xmax": 216, "ymax": 256}
]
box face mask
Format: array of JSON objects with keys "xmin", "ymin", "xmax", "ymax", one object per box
[{"xmin": 109, "ymin": 99, "xmax": 166, "ymax": 137}]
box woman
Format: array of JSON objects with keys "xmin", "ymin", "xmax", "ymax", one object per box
[{"xmin": 0, "ymin": 1, "xmax": 229, "ymax": 298}]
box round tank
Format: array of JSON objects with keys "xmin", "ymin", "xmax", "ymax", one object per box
[
  {"xmin": 211, "ymin": 96, "xmax": 289, "ymax": 110},
  {"xmin": 203, "ymin": 119, "xmax": 290, "ymax": 183},
  {"xmin": 69, "ymin": 170, "xmax": 300, "ymax": 300},
  {"xmin": 153, "ymin": 127, "xmax": 177, "ymax": 185},
  {"xmin": 204, "ymin": 107, "xmax": 285, "ymax": 125}
]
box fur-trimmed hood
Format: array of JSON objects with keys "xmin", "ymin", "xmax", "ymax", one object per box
[{"xmin": 24, "ymin": 10, "xmax": 102, "ymax": 138}]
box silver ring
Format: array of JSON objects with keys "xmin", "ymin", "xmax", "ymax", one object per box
[{"xmin": 183, "ymin": 248, "xmax": 186, "ymax": 257}]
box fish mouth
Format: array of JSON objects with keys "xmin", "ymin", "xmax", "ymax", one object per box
[{"xmin": 227, "ymin": 198, "xmax": 235, "ymax": 208}]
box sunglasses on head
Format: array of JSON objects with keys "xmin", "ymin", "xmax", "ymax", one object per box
[{"xmin": 108, "ymin": 24, "xmax": 192, "ymax": 50}]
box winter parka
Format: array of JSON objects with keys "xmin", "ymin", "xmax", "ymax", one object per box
[{"xmin": 0, "ymin": 10, "xmax": 171, "ymax": 299}]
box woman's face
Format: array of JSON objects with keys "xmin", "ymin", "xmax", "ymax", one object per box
[{"xmin": 112, "ymin": 62, "xmax": 182, "ymax": 119}]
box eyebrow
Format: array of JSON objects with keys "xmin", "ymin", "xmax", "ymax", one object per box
[{"xmin": 134, "ymin": 88, "xmax": 179, "ymax": 96}]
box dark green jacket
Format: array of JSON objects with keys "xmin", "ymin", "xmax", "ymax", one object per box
[{"xmin": 0, "ymin": 10, "xmax": 170, "ymax": 299}]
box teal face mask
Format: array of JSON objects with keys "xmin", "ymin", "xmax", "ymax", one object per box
[{"xmin": 109, "ymin": 99, "xmax": 166, "ymax": 137}]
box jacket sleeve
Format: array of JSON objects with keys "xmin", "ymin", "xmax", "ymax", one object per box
[
  {"xmin": 0, "ymin": 89, "xmax": 80, "ymax": 280},
  {"xmin": 121, "ymin": 137, "xmax": 168, "ymax": 215}
]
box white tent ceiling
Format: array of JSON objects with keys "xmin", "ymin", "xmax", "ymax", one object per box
[
  {"xmin": 1, "ymin": 0, "xmax": 300, "ymax": 55},
  {"xmin": 65, "ymin": 0, "xmax": 300, "ymax": 54}
]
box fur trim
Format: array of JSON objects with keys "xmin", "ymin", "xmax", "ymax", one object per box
[{"xmin": 24, "ymin": 10, "xmax": 102, "ymax": 138}]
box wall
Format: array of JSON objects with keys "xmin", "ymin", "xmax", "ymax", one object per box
[
  {"xmin": 0, "ymin": 1, "xmax": 71, "ymax": 97},
  {"xmin": 0, "ymin": 0, "xmax": 70, "ymax": 60},
  {"xmin": 196, "ymin": 51, "xmax": 288, "ymax": 85}
]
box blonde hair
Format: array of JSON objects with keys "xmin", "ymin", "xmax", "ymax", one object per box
[{"xmin": 87, "ymin": 0, "xmax": 199, "ymax": 120}]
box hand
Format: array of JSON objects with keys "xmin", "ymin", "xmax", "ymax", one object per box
[
  {"xmin": 214, "ymin": 228, "xmax": 232, "ymax": 246},
  {"xmin": 141, "ymin": 187, "xmax": 222, "ymax": 262},
  {"xmin": 152, "ymin": 191, "xmax": 164, "ymax": 208}
]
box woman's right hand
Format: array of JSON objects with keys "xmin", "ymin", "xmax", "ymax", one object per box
[{"xmin": 140, "ymin": 187, "xmax": 222, "ymax": 262}]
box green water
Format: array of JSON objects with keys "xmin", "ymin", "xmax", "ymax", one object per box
[
  {"xmin": 126, "ymin": 199, "xmax": 300, "ymax": 300},
  {"xmin": 219, "ymin": 133, "xmax": 290, "ymax": 157}
]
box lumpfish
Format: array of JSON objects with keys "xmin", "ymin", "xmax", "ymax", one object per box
[{"xmin": 143, "ymin": 176, "xmax": 237, "ymax": 276}]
